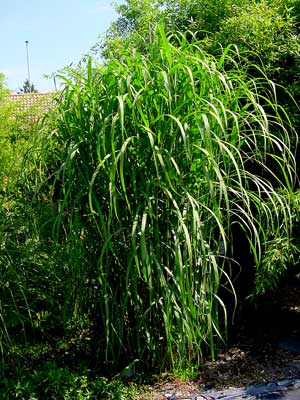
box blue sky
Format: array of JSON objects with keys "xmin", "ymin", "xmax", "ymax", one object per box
[{"xmin": 1, "ymin": 0, "xmax": 121, "ymax": 93}]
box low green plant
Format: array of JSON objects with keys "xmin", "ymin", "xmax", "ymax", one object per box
[
  {"xmin": 1, "ymin": 360, "xmax": 137, "ymax": 399},
  {"xmin": 40, "ymin": 26, "xmax": 296, "ymax": 369}
]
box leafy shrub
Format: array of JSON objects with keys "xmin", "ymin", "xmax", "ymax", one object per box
[
  {"xmin": 1, "ymin": 360, "xmax": 137, "ymax": 399},
  {"xmin": 0, "ymin": 86, "xmax": 69, "ymax": 360},
  {"xmin": 0, "ymin": 200, "xmax": 64, "ymax": 356},
  {"xmin": 0, "ymin": 95, "xmax": 44, "ymax": 195}
]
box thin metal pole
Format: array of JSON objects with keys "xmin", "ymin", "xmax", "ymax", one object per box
[{"xmin": 25, "ymin": 40, "xmax": 31, "ymax": 84}]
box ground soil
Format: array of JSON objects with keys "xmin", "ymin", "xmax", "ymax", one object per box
[{"xmin": 137, "ymin": 279, "xmax": 300, "ymax": 399}]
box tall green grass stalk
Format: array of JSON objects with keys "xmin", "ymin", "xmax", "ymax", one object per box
[{"xmin": 41, "ymin": 27, "xmax": 296, "ymax": 368}]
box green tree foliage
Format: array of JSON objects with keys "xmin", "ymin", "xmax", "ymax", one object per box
[
  {"xmin": 213, "ymin": 1, "xmax": 299, "ymax": 77},
  {"xmin": 102, "ymin": 0, "xmax": 237, "ymax": 55},
  {"xmin": 101, "ymin": 0, "xmax": 300, "ymax": 105}
]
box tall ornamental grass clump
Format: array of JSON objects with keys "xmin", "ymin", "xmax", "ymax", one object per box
[{"xmin": 42, "ymin": 28, "xmax": 296, "ymax": 368}]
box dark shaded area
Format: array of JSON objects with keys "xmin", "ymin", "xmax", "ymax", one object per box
[{"xmin": 235, "ymin": 276, "xmax": 300, "ymax": 347}]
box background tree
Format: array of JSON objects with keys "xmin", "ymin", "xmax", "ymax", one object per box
[
  {"xmin": 19, "ymin": 79, "xmax": 38, "ymax": 93},
  {"xmin": 101, "ymin": 0, "xmax": 300, "ymax": 100}
]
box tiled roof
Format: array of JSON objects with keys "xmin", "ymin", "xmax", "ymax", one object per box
[{"xmin": 9, "ymin": 92, "xmax": 56, "ymax": 114}]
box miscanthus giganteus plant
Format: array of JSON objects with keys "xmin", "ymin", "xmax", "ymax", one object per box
[{"xmin": 40, "ymin": 26, "xmax": 297, "ymax": 368}]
